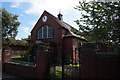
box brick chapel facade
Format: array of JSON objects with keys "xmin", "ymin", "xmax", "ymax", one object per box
[{"xmin": 30, "ymin": 10, "xmax": 86, "ymax": 64}]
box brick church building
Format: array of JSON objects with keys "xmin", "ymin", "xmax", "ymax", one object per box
[{"xmin": 30, "ymin": 10, "xmax": 87, "ymax": 64}]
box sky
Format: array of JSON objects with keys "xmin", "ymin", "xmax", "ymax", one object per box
[{"xmin": 1, "ymin": 0, "xmax": 93, "ymax": 40}]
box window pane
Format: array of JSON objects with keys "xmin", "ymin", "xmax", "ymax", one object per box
[
  {"xmin": 39, "ymin": 28, "xmax": 42, "ymax": 39},
  {"xmin": 43, "ymin": 26, "xmax": 47, "ymax": 38},
  {"xmin": 48, "ymin": 26, "xmax": 53, "ymax": 38},
  {"xmin": 37, "ymin": 25, "xmax": 53, "ymax": 39},
  {"xmin": 38, "ymin": 28, "xmax": 42, "ymax": 39}
]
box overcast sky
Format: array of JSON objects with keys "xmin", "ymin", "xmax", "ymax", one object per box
[{"xmin": 1, "ymin": 0, "xmax": 93, "ymax": 39}]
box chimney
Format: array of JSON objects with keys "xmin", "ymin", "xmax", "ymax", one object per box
[{"xmin": 57, "ymin": 12, "xmax": 63, "ymax": 20}]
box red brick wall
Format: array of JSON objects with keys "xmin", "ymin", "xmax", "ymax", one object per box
[
  {"xmin": 3, "ymin": 50, "xmax": 51, "ymax": 78},
  {"xmin": 97, "ymin": 44, "xmax": 111, "ymax": 52},
  {"xmin": 62, "ymin": 38, "xmax": 82, "ymax": 63},
  {"xmin": 96, "ymin": 54, "xmax": 120, "ymax": 78},
  {"xmin": 35, "ymin": 50, "xmax": 50, "ymax": 78},
  {"xmin": 3, "ymin": 44, "xmax": 28, "ymax": 51},
  {"xmin": 2, "ymin": 49, "xmax": 11, "ymax": 63},
  {"xmin": 63, "ymin": 38, "xmax": 73, "ymax": 62},
  {"xmin": 3, "ymin": 63, "xmax": 36, "ymax": 78},
  {"xmin": 80, "ymin": 44, "xmax": 120, "ymax": 79},
  {"xmin": 72, "ymin": 38, "xmax": 77, "ymax": 63},
  {"xmin": 3, "ymin": 46, "xmax": 53, "ymax": 78},
  {"xmin": 10, "ymin": 45, "xmax": 28, "ymax": 51},
  {"xmin": 80, "ymin": 48, "xmax": 97, "ymax": 78}
]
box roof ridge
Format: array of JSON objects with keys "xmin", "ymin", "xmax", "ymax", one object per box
[
  {"xmin": 44, "ymin": 10, "xmax": 58, "ymax": 19},
  {"xmin": 45, "ymin": 10, "xmax": 75, "ymax": 29}
]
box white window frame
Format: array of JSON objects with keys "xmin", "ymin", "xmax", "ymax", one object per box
[
  {"xmin": 47, "ymin": 25, "xmax": 48, "ymax": 38},
  {"xmin": 37, "ymin": 25, "xmax": 53, "ymax": 39},
  {"xmin": 42, "ymin": 27, "xmax": 43, "ymax": 38}
]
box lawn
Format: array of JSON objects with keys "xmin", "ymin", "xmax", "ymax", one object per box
[
  {"xmin": 65, "ymin": 64, "xmax": 80, "ymax": 67},
  {"xmin": 50, "ymin": 64, "xmax": 81, "ymax": 78},
  {"xmin": 10, "ymin": 56, "xmax": 35, "ymax": 67},
  {"xmin": 11, "ymin": 56, "xmax": 22, "ymax": 59}
]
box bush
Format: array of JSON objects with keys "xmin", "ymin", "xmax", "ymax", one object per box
[{"xmin": 23, "ymin": 48, "xmax": 32, "ymax": 61}]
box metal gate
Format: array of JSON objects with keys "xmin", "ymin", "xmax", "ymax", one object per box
[
  {"xmin": 49, "ymin": 47, "xmax": 81, "ymax": 80},
  {"xmin": 33, "ymin": 41, "xmax": 81, "ymax": 79}
]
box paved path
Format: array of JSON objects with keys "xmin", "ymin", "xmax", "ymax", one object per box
[{"xmin": 2, "ymin": 72, "xmax": 21, "ymax": 78}]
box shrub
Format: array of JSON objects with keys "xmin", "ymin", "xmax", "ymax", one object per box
[{"xmin": 23, "ymin": 48, "xmax": 32, "ymax": 61}]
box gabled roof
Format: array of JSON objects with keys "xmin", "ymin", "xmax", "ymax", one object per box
[
  {"xmin": 54, "ymin": 14, "xmax": 87, "ymax": 41},
  {"xmin": 31, "ymin": 10, "xmax": 87, "ymax": 41}
]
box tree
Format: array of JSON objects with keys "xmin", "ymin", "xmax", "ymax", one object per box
[
  {"xmin": 10, "ymin": 40, "xmax": 28, "ymax": 46},
  {"xmin": 0, "ymin": 8, "xmax": 20, "ymax": 43},
  {"xmin": 75, "ymin": 1, "xmax": 120, "ymax": 44},
  {"xmin": 0, "ymin": 26, "xmax": 1, "ymax": 49}
]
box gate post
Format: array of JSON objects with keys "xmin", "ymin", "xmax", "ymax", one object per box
[
  {"xmin": 35, "ymin": 50, "xmax": 50, "ymax": 78},
  {"xmin": 2, "ymin": 48, "xmax": 11, "ymax": 63},
  {"xmin": 80, "ymin": 44, "xmax": 97, "ymax": 79}
]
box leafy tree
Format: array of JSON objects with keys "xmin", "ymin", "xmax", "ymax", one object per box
[
  {"xmin": 75, "ymin": 1, "xmax": 120, "ymax": 53},
  {"xmin": 23, "ymin": 48, "xmax": 32, "ymax": 61},
  {"xmin": 21, "ymin": 35, "xmax": 31, "ymax": 41},
  {"xmin": 0, "ymin": 10, "xmax": 2, "ymax": 49},
  {"xmin": 71, "ymin": 27, "xmax": 81, "ymax": 35},
  {"xmin": 0, "ymin": 8, "xmax": 20, "ymax": 43},
  {"xmin": 75, "ymin": 1, "xmax": 120, "ymax": 44},
  {"xmin": 10, "ymin": 40, "xmax": 28, "ymax": 46}
]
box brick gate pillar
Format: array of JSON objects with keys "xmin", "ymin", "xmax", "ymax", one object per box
[
  {"xmin": 2, "ymin": 48, "xmax": 11, "ymax": 63},
  {"xmin": 80, "ymin": 47, "xmax": 97, "ymax": 78},
  {"xmin": 35, "ymin": 50, "xmax": 50, "ymax": 78}
]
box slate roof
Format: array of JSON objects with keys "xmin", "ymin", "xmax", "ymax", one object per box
[
  {"xmin": 56, "ymin": 19, "xmax": 87, "ymax": 41},
  {"xmin": 32, "ymin": 10, "xmax": 87, "ymax": 41},
  {"xmin": 53, "ymin": 12, "xmax": 87, "ymax": 41}
]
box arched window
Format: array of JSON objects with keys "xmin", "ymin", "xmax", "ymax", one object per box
[{"xmin": 37, "ymin": 25, "xmax": 53, "ymax": 39}]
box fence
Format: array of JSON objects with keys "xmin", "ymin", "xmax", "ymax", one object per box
[
  {"xmin": 3, "ymin": 63, "xmax": 35, "ymax": 78},
  {"xmin": 3, "ymin": 50, "xmax": 51, "ymax": 79},
  {"xmin": 96, "ymin": 53, "xmax": 120, "ymax": 78},
  {"xmin": 2, "ymin": 42, "xmax": 55, "ymax": 79},
  {"xmin": 80, "ymin": 43, "xmax": 120, "ymax": 79},
  {"xmin": 3, "ymin": 43, "xmax": 120, "ymax": 79}
]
